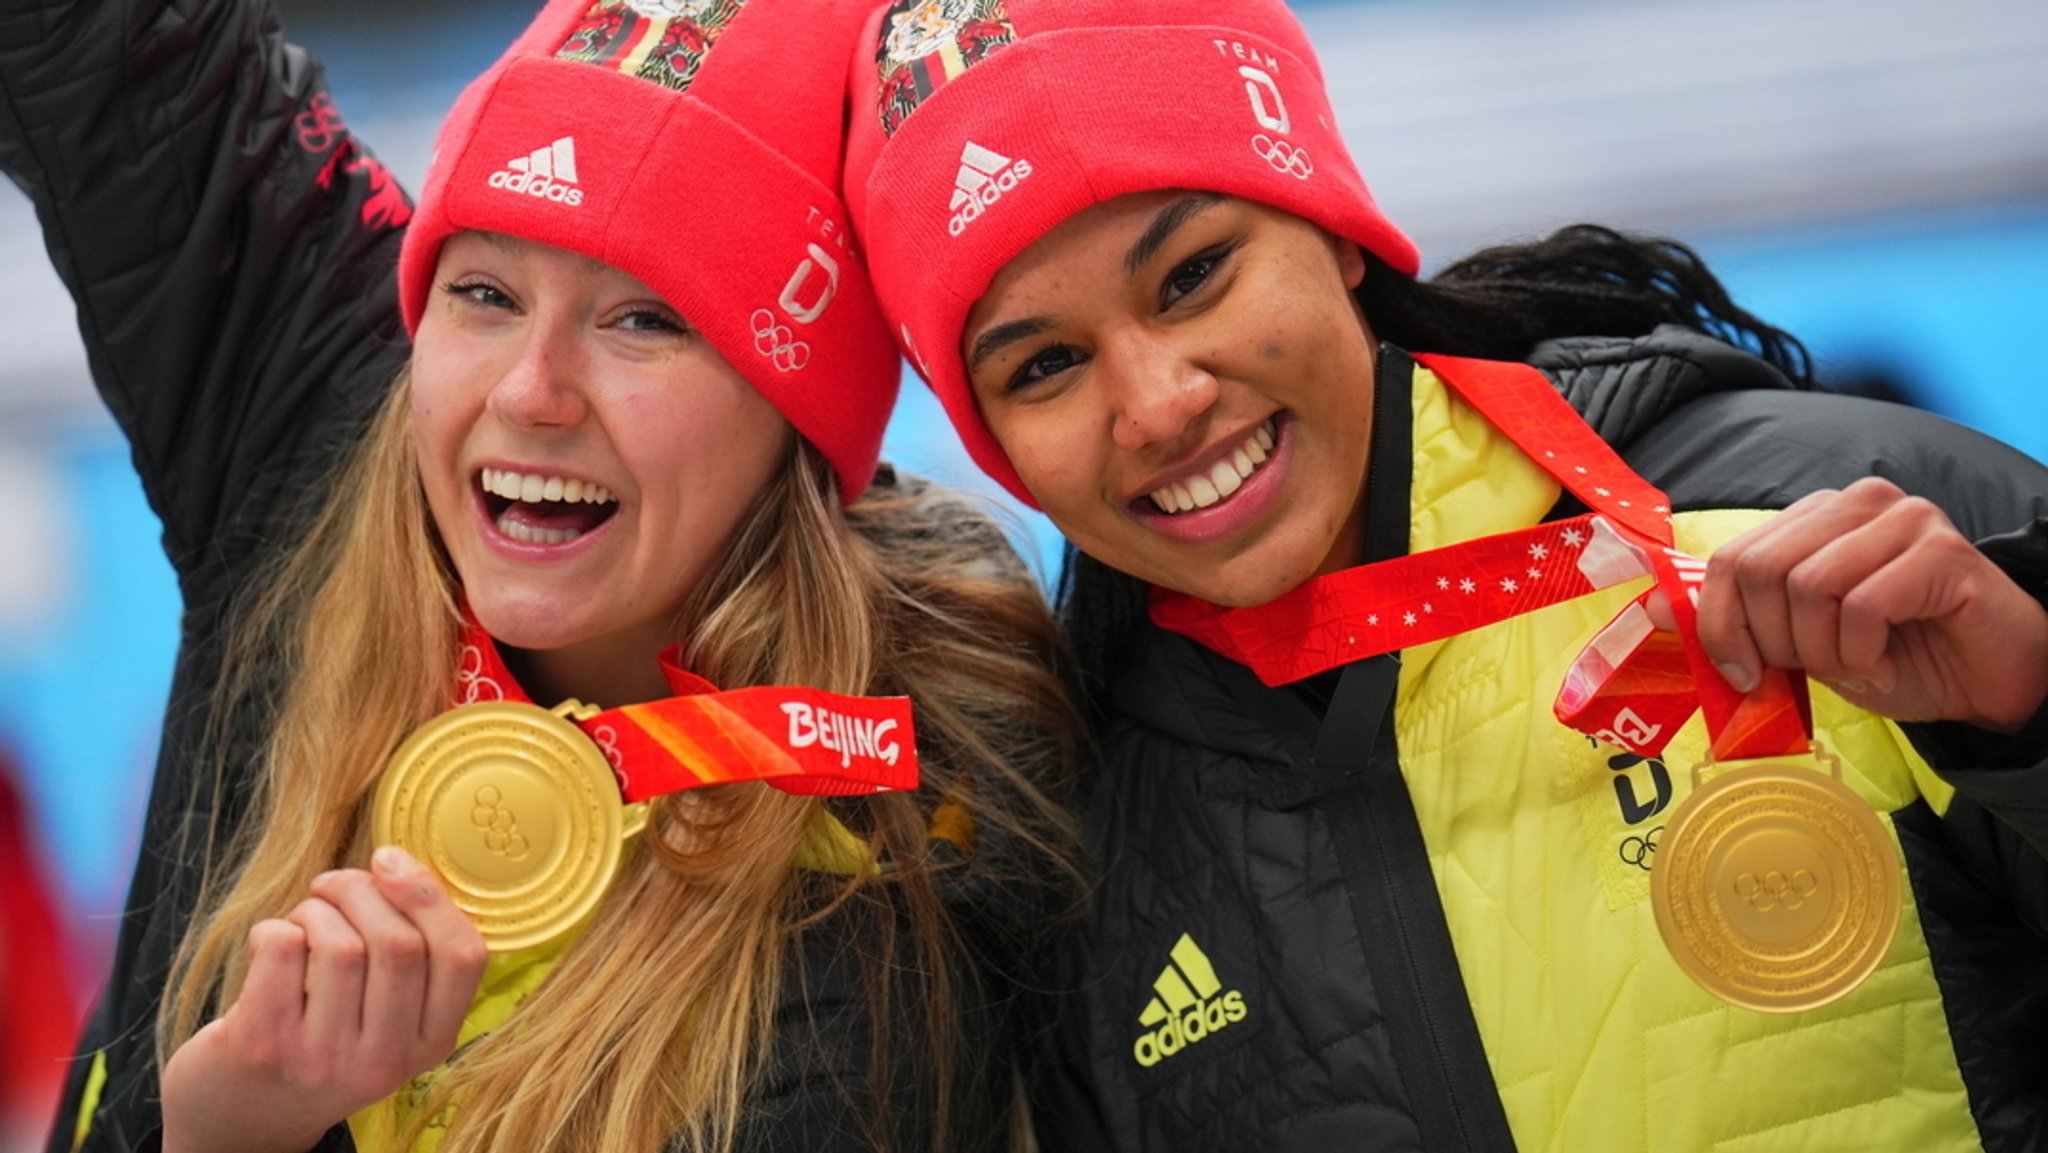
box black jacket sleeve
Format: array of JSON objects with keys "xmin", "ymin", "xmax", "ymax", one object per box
[
  {"xmin": 3, "ymin": 1, "xmax": 409, "ymax": 1150},
  {"xmin": 0, "ymin": 0, "xmax": 410, "ymax": 589}
]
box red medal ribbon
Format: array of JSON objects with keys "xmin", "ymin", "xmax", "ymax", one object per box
[
  {"xmin": 1149, "ymin": 352, "xmax": 1810, "ymax": 761},
  {"xmin": 455, "ymin": 622, "xmax": 917, "ymax": 800}
]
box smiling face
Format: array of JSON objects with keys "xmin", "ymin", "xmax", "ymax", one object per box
[
  {"xmin": 411, "ymin": 231, "xmax": 791, "ymax": 701},
  {"xmin": 963, "ymin": 193, "xmax": 1377, "ymax": 607}
]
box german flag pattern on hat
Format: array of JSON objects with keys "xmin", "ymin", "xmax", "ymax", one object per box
[
  {"xmin": 556, "ymin": 0, "xmax": 746, "ymax": 91},
  {"xmin": 876, "ymin": 0, "xmax": 1016, "ymax": 136}
]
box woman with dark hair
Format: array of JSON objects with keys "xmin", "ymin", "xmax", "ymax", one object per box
[
  {"xmin": 842, "ymin": 1, "xmax": 2048, "ymax": 1150},
  {"xmin": 2, "ymin": 0, "xmax": 1080, "ymax": 1149}
]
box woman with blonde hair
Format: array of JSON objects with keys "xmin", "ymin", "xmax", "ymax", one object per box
[
  {"xmin": 3, "ymin": 0, "xmax": 1079, "ymax": 1149},
  {"xmin": 843, "ymin": 1, "xmax": 2048, "ymax": 1150}
]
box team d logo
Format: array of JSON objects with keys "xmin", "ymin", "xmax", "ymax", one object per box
[{"xmin": 1132, "ymin": 933, "xmax": 1248, "ymax": 1067}]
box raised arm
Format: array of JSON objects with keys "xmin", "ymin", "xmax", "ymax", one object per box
[{"xmin": 0, "ymin": 0, "xmax": 410, "ymax": 578}]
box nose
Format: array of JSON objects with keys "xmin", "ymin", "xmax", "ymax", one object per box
[
  {"xmin": 487, "ymin": 320, "xmax": 591, "ymax": 430},
  {"xmin": 1102, "ymin": 332, "xmax": 1219, "ymax": 453}
]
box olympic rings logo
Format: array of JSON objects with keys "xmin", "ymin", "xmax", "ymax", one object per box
[
  {"xmin": 593, "ymin": 723, "xmax": 628, "ymax": 793},
  {"xmin": 472, "ymin": 786, "xmax": 531, "ymax": 860},
  {"xmin": 1617, "ymin": 825, "xmax": 1661, "ymax": 871},
  {"xmin": 456, "ymin": 643, "xmax": 505, "ymax": 704},
  {"xmin": 295, "ymin": 93, "xmax": 347, "ymax": 155},
  {"xmin": 751, "ymin": 308, "xmax": 811, "ymax": 373},
  {"xmin": 1252, "ymin": 134, "xmax": 1313, "ymax": 180},
  {"xmin": 1735, "ymin": 868, "xmax": 1819, "ymax": 912}
]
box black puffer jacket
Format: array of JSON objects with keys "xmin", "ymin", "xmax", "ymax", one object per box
[
  {"xmin": 1031, "ymin": 330, "xmax": 2048, "ymax": 1152},
  {"xmin": 1, "ymin": 1, "xmax": 1031, "ymax": 1150}
]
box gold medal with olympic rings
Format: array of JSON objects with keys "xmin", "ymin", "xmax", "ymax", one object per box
[
  {"xmin": 374, "ymin": 700, "xmax": 642, "ymax": 952},
  {"xmin": 1651, "ymin": 742, "xmax": 1901, "ymax": 1012}
]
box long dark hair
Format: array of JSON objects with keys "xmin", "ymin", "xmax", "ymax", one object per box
[{"xmin": 1057, "ymin": 223, "xmax": 1812, "ymax": 710}]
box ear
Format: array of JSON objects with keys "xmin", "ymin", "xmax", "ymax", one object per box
[{"xmin": 1333, "ymin": 236, "xmax": 1367, "ymax": 290}]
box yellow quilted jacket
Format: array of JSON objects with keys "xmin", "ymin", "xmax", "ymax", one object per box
[{"xmin": 1397, "ymin": 359, "xmax": 1974, "ymax": 1150}]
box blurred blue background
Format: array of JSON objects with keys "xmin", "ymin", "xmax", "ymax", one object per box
[{"xmin": 1, "ymin": 0, "xmax": 2044, "ymax": 1046}]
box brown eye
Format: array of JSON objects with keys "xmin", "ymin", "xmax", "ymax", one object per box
[
  {"xmin": 1009, "ymin": 344, "xmax": 1087, "ymax": 393},
  {"xmin": 1162, "ymin": 242, "xmax": 1236, "ymax": 308}
]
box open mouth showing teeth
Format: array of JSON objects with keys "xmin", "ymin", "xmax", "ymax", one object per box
[
  {"xmin": 479, "ymin": 467, "xmax": 619, "ymax": 545},
  {"xmin": 1147, "ymin": 419, "xmax": 1275, "ymax": 514}
]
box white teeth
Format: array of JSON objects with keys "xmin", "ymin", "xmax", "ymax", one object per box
[
  {"xmin": 480, "ymin": 468, "xmax": 616, "ymax": 506},
  {"xmin": 1152, "ymin": 481, "xmax": 1194, "ymax": 512},
  {"xmin": 1147, "ymin": 418, "xmax": 1277, "ymax": 514},
  {"xmin": 1209, "ymin": 460, "xmax": 1243, "ymax": 499},
  {"xmin": 497, "ymin": 517, "xmax": 580, "ymax": 546}
]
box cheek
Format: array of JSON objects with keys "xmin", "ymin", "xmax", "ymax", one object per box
[
  {"xmin": 406, "ymin": 341, "xmax": 484, "ymax": 464},
  {"xmin": 636, "ymin": 381, "xmax": 788, "ymax": 504},
  {"xmin": 408, "ymin": 387, "xmax": 458, "ymax": 490},
  {"xmin": 993, "ymin": 406, "xmax": 1099, "ymax": 511}
]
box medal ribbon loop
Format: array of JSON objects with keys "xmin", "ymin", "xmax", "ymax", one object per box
[{"xmin": 1148, "ymin": 351, "xmax": 1810, "ymax": 761}]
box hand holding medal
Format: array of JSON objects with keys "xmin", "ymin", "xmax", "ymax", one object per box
[
  {"xmin": 1685, "ymin": 476, "xmax": 2048, "ymax": 736},
  {"xmin": 1636, "ymin": 473, "xmax": 2048, "ymax": 1010},
  {"xmin": 1619, "ymin": 532, "xmax": 1905, "ymax": 1014},
  {"xmin": 375, "ymin": 628, "xmax": 920, "ymax": 952}
]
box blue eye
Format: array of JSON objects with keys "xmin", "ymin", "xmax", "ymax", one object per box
[
  {"xmin": 613, "ymin": 307, "xmax": 686, "ymax": 334},
  {"xmin": 444, "ymin": 280, "xmax": 514, "ymax": 309}
]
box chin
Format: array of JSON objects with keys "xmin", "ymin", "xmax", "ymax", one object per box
[
  {"xmin": 1204, "ymin": 581, "xmax": 1296, "ymax": 610},
  {"xmin": 467, "ymin": 596, "xmax": 595, "ymax": 653},
  {"xmin": 1197, "ymin": 550, "xmax": 1326, "ymax": 608}
]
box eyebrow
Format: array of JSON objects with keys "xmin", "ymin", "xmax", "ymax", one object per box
[
  {"xmin": 967, "ymin": 194, "xmax": 1228, "ymax": 375},
  {"xmin": 1123, "ymin": 193, "xmax": 1224, "ymax": 276},
  {"xmin": 968, "ymin": 316, "xmax": 1055, "ymax": 374}
]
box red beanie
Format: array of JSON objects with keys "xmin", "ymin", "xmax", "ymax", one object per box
[
  {"xmin": 401, "ymin": 0, "xmax": 897, "ymax": 503},
  {"xmin": 843, "ymin": 0, "xmax": 1421, "ymax": 506}
]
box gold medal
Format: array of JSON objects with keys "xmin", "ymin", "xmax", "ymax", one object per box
[
  {"xmin": 374, "ymin": 700, "xmax": 635, "ymax": 952},
  {"xmin": 1651, "ymin": 744, "xmax": 1901, "ymax": 1013}
]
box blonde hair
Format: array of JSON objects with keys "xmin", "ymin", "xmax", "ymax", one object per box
[{"xmin": 164, "ymin": 370, "xmax": 1082, "ymax": 1151}]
